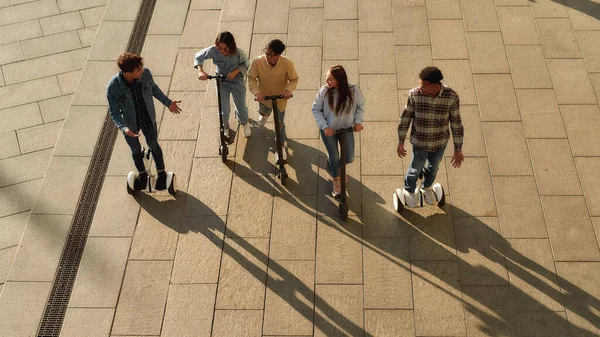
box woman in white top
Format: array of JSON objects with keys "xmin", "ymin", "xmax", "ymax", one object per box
[{"xmin": 311, "ymin": 65, "xmax": 365, "ymax": 196}]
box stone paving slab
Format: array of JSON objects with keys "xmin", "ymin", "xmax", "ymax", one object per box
[
  {"xmin": 0, "ymin": 132, "xmax": 20, "ymax": 160},
  {"xmin": 455, "ymin": 217, "xmax": 510, "ymax": 286},
  {"xmin": 537, "ymin": 18, "xmax": 582, "ymax": 59},
  {"xmin": 358, "ymin": 0, "xmax": 393, "ymax": 32},
  {"xmin": 0, "ymin": 281, "xmax": 52, "ymax": 337},
  {"xmin": 216, "ymin": 237, "xmax": 269, "ymax": 309},
  {"xmin": 263, "ymin": 260, "xmax": 315, "ymax": 335},
  {"xmin": 111, "ymin": 261, "xmax": 172, "ymax": 335},
  {"xmin": 466, "ymin": 32, "xmax": 509, "ymax": 74},
  {"xmin": 61, "ymin": 308, "xmax": 114, "ymax": 337},
  {"xmin": 430, "ymin": 20, "xmax": 469, "ymax": 60},
  {"xmin": 515, "ymin": 89, "xmax": 566, "ymax": 139},
  {"xmin": 0, "ymin": 148, "xmax": 52, "ymax": 188},
  {"xmin": 560, "ymin": 104, "xmax": 600, "ymax": 156},
  {"xmin": 492, "ymin": 176, "xmax": 547, "ymax": 239},
  {"xmin": 575, "ymin": 157, "xmax": 600, "ymax": 217},
  {"xmin": 16, "ymin": 120, "xmax": 63, "ymax": 153},
  {"xmin": 0, "ymin": 0, "xmax": 59, "ymax": 27},
  {"xmin": 314, "ymin": 284, "xmax": 364, "ymax": 337},
  {"xmin": 528, "ymin": 139, "xmax": 582, "ymax": 196},
  {"xmin": 411, "ymin": 261, "xmax": 466, "ymax": 336},
  {"xmin": 541, "ymin": 196, "xmax": 600, "ymax": 261},
  {"xmin": 212, "ymin": 309, "xmax": 263, "ymax": 337},
  {"xmin": 39, "ymin": 11, "xmax": 84, "ymax": 35},
  {"xmin": 161, "ymin": 284, "xmax": 217, "ymax": 337},
  {"xmin": 555, "ymin": 261, "xmax": 600, "ymax": 337},
  {"xmin": 171, "ymin": 215, "xmax": 224, "ymax": 283},
  {"xmin": 0, "ymin": 19, "xmax": 42, "ymax": 45},
  {"xmin": 68, "ymin": 237, "xmax": 131, "ymax": 308},
  {"xmin": 365, "ymin": 309, "xmax": 414, "ymax": 336},
  {"xmin": 0, "ymin": 179, "xmax": 42, "ymax": 218},
  {"xmin": 462, "ymin": 286, "xmax": 516, "ymax": 337}
]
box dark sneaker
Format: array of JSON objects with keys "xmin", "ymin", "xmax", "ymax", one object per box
[
  {"xmin": 225, "ymin": 128, "xmax": 236, "ymax": 145},
  {"xmin": 134, "ymin": 172, "xmax": 148, "ymax": 191},
  {"xmin": 155, "ymin": 171, "xmax": 167, "ymax": 190}
]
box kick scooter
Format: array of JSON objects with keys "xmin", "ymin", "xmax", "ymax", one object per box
[
  {"xmin": 334, "ymin": 127, "xmax": 354, "ymax": 220},
  {"xmin": 262, "ymin": 95, "xmax": 290, "ymax": 186},
  {"xmin": 208, "ymin": 74, "xmax": 236, "ymax": 163}
]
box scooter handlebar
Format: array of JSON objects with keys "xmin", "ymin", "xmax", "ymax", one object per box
[
  {"xmin": 260, "ymin": 94, "xmax": 294, "ymax": 100},
  {"xmin": 207, "ymin": 74, "xmax": 226, "ymax": 79},
  {"xmin": 335, "ymin": 127, "xmax": 355, "ymax": 135}
]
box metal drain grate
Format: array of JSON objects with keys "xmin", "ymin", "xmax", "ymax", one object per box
[{"xmin": 37, "ymin": 0, "xmax": 157, "ymax": 336}]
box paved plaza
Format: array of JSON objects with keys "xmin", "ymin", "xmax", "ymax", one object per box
[{"xmin": 1, "ymin": 0, "xmax": 600, "ymax": 336}]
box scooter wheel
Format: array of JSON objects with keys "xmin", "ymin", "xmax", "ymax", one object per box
[
  {"xmin": 339, "ymin": 203, "xmax": 349, "ymax": 220},
  {"xmin": 127, "ymin": 183, "xmax": 135, "ymax": 195},
  {"xmin": 438, "ymin": 186, "xmax": 445, "ymax": 207},
  {"xmin": 393, "ymin": 192, "xmax": 404, "ymax": 213},
  {"xmin": 280, "ymin": 171, "xmax": 287, "ymax": 186},
  {"xmin": 168, "ymin": 173, "xmax": 177, "ymax": 196},
  {"xmin": 220, "ymin": 145, "xmax": 228, "ymax": 163},
  {"xmin": 126, "ymin": 171, "xmax": 137, "ymax": 195}
]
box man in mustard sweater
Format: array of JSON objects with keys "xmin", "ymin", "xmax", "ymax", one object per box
[{"xmin": 247, "ymin": 39, "xmax": 299, "ymax": 161}]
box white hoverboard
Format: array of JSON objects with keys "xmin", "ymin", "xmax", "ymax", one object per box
[
  {"xmin": 393, "ymin": 182, "xmax": 445, "ymax": 212},
  {"xmin": 126, "ymin": 148, "xmax": 176, "ymax": 196}
]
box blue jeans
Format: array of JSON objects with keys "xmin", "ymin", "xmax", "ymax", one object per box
[
  {"xmin": 320, "ymin": 129, "xmax": 355, "ymax": 178},
  {"xmin": 217, "ymin": 79, "xmax": 248, "ymax": 127},
  {"xmin": 124, "ymin": 125, "xmax": 164, "ymax": 173},
  {"xmin": 404, "ymin": 145, "xmax": 446, "ymax": 193},
  {"xmin": 259, "ymin": 102, "xmax": 286, "ymax": 143}
]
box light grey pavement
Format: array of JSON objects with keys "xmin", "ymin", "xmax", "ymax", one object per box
[{"xmin": 1, "ymin": 0, "xmax": 600, "ymax": 336}]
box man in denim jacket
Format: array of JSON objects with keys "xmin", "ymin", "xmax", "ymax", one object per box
[{"xmin": 107, "ymin": 52, "xmax": 181, "ymax": 189}]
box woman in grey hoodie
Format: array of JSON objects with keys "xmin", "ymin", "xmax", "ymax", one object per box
[{"xmin": 311, "ymin": 65, "xmax": 365, "ymax": 196}]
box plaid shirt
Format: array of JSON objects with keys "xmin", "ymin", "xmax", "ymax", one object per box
[
  {"xmin": 398, "ymin": 84, "xmax": 464, "ymax": 152},
  {"xmin": 124, "ymin": 77, "xmax": 153, "ymax": 132}
]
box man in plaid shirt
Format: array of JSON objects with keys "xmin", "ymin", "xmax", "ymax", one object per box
[{"xmin": 397, "ymin": 66, "xmax": 464, "ymax": 207}]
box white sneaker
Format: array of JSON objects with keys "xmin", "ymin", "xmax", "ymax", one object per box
[
  {"xmin": 258, "ymin": 113, "xmax": 268, "ymax": 126},
  {"xmin": 332, "ymin": 177, "xmax": 341, "ymax": 196},
  {"xmin": 422, "ymin": 187, "xmax": 436, "ymax": 205},
  {"xmin": 274, "ymin": 146, "xmax": 287, "ymax": 163},
  {"xmin": 402, "ymin": 189, "xmax": 419, "ymax": 208},
  {"xmin": 242, "ymin": 123, "xmax": 251, "ymax": 138}
]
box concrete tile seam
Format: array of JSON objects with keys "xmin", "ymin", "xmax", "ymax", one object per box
[
  {"xmin": 9, "ymin": 45, "xmax": 89, "ymax": 64},
  {"xmin": 0, "ymin": 9, "xmax": 100, "ymax": 30},
  {"xmin": 3, "ymin": 67, "xmax": 82, "ymax": 86}
]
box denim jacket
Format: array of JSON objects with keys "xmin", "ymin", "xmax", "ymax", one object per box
[
  {"xmin": 106, "ymin": 67, "xmax": 172, "ymax": 132},
  {"xmin": 193, "ymin": 46, "xmax": 249, "ymax": 82}
]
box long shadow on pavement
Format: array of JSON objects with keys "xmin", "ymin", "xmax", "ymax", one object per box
[{"xmin": 137, "ymin": 124, "xmax": 600, "ymax": 336}]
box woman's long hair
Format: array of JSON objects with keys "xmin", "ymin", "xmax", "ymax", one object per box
[
  {"xmin": 215, "ymin": 31, "xmax": 237, "ymax": 55},
  {"xmin": 327, "ymin": 65, "xmax": 353, "ymax": 116}
]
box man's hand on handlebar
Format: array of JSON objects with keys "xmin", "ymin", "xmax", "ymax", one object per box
[
  {"xmin": 353, "ymin": 123, "xmax": 363, "ymax": 132},
  {"xmin": 282, "ymin": 90, "xmax": 293, "ymax": 99},
  {"xmin": 198, "ymin": 71, "xmax": 209, "ymax": 80},
  {"xmin": 254, "ymin": 93, "xmax": 265, "ymax": 101}
]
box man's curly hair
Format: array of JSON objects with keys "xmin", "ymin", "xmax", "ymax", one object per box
[
  {"xmin": 419, "ymin": 66, "xmax": 444, "ymax": 84},
  {"xmin": 117, "ymin": 53, "xmax": 144, "ymax": 73}
]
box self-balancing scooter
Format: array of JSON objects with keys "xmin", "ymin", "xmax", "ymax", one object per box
[
  {"xmin": 392, "ymin": 173, "xmax": 445, "ymax": 213},
  {"xmin": 126, "ymin": 147, "xmax": 176, "ymax": 196},
  {"xmin": 208, "ymin": 74, "xmax": 236, "ymax": 163}
]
